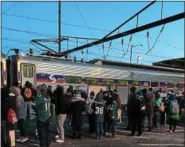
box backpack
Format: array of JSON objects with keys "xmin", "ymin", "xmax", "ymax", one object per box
[
  {"xmin": 7, "ymin": 108, "xmax": 17, "ymax": 124},
  {"xmin": 170, "ymin": 100, "xmax": 179, "ymax": 114},
  {"xmin": 24, "ymin": 88, "xmax": 32, "ymax": 100}
]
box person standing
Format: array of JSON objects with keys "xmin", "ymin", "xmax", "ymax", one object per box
[
  {"xmin": 35, "ymin": 84, "xmax": 50, "ymax": 147},
  {"xmin": 70, "ymin": 91, "xmax": 86, "ymax": 139},
  {"xmin": 11, "ymin": 83, "xmax": 28, "ymax": 143},
  {"xmin": 92, "ymin": 92, "xmax": 105, "ymax": 139},
  {"xmin": 1, "ymin": 86, "xmax": 11, "ymax": 147},
  {"xmin": 3, "ymin": 86, "xmax": 17, "ymax": 147},
  {"xmin": 153, "ymin": 92, "xmax": 162, "ymax": 128},
  {"xmin": 86, "ymin": 91, "xmax": 95, "ymax": 134},
  {"xmin": 128, "ymin": 87, "xmax": 143, "ymax": 136},
  {"xmin": 166, "ymin": 93, "xmax": 180, "ymax": 133},
  {"xmin": 146, "ymin": 88, "xmax": 155, "ymax": 132},
  {"xmin": 54, "ymin": 86, "xmax": 70, "ymax": 143}
]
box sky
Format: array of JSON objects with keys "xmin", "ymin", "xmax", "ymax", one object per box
[{"xmin": 1, "ymin": 1, "xmax": 184, "ymax": 65}]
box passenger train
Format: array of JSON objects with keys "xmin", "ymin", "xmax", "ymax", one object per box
[{"xmin": 1, "ymin": 54, "xmax": 184, "ymax": 104}]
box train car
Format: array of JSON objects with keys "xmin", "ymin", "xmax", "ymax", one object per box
[{"xmin": 5, "ymin": 54, "xmax": 184, "ymax": 104}]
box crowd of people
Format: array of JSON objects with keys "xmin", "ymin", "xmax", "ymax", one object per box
[
  {"xmin": 1, "ymin": 81, "xmax": 184, "ymax": 147},
  {"xmin": 126, "ymin": 87, "xmax": 184, "ymax": 136}
]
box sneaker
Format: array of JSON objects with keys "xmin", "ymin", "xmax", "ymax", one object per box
[
  {"xmin": 55, "ymin": 135, "xmax": 59, "ymax": 140},
  {"xmin": 169, "ymin": 130, "xmax": 172, "ymax": 133},
  {"xmin": 16, "ymin": 137, "xmax": 22, "ymax": 142},
  {"xmin": 20, "ymin": 137, "xmax": 28, "ymax": 143},
  {"xmin": 100, "ymin": 136, "xmax": 103, "ymax": 140},
  {"xmin": 56, "ymin": 139, "xmax": 64, "ymax": 143}
]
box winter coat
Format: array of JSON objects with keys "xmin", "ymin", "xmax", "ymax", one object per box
[
  {"xmin": 145, "ymin": 91, "xmax": 155, "ymax": 114},
  {"xmin": 127, "ymin": 93, "xmax": 136, "ymax": 116},
  {"xmin": 11, "ymin": 86, "xmax": 26, "ymax": 119},
  {"xmin": 71, "ymin": 94, "xmax": 86, "ymax": 130},
  {"xmin": 3, "ymin": 92, "xmax": 17, "ymax": 130},
  {"xmin": 85, "ymin": 96, "xmax": 95, "ymax": 115},
  {"xmin": 35, "ymin": 84, "xmax": 50, "ymax": 122},
  {"xmin": 55, "ymin": 93, "xmax": 70, "ymax": 115}
]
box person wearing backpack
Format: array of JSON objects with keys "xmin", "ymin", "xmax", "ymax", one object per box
[
  {"xmin": 3, "ymin": 87, "xmax": 17, "ymax": 147},
  {"xmin": 92, "ymin": 92, "xmax": 105, "ymax": 139},
  {"xmin": 167, "ymin": 93, "xmax": 180, "ymax": 133},
  {"xmin": 1, "ymin": 86, "xmax": 12, "ymax": 147},
  {"xmin": 86, "ymin": 91, "xmax": 95, "ymax": 134}
]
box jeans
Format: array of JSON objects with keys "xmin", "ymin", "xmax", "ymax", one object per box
[
  {"xmin": 169, "ymin": 118, "xmax": 177, "ymax": 131},
  {"xmin": 111, "ymin": 119, "xmax": 117, "ymax": 133},
  {"xmin": 131, "ymin": 117, "xmax": 143, "ymax": 135},
  {"xmin": 58, "ymin": 114, "xmax": 67, "ymax": 140},
  {"xmin": 36, "ymin": 119, "xmax": 50, "ymax": 146},
  {"xmin": 25, "ymin": 102, "xmax": 35, "ymax": 119},
  {"xmin": 153, "ymin": 112, "xmax": 158, "ymax": 128},
  {"xmin": 18, "ymin": 119, "xmax": 26, "ymax": 137},
  {"xmin": 160, "ymin": 112, "xmax": 166, "ymax": 125},
  {"xmin": 96, "ymin": 122, "xmax": 104, "ymax": 138},
  {"xmin": 147, "ymin": 113, "xmax": 154, "ymax": 130},
  {"xmin": 104, "ymin": 116, "xmax": 111, "ymax": 134},
  {"xmin": 88, "ymin": 114, "xmax": 95, "ymax": 133}
]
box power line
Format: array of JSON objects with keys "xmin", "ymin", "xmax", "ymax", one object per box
[
  {"xmin": 74, "ymin": 1, "xmax": 93, "ymax": 37},
  {"xmin": 3, "ymin": 13, "xmax": 184, "ymax": 51},
  {"xmin": 2, "ymin": 2, "xmax": 19, "ymax": 14}
]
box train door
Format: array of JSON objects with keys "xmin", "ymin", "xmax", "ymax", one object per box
[{"xmin": 21, "ymin": 63, "xmax": 36, "ymax": 87}]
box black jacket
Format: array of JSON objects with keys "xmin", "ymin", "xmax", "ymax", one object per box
[
  {"xmin": 55, "ymin": 93, "xmax": 70, "ymax": 115},
  {"xmin": 70, "ymin": 97, "xmax": 86, "ymax": 130}
]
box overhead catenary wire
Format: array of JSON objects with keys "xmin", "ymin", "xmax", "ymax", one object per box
[
  {"xmin": 74, "ymin": 1, "xmax": 93, "ymax": 37},
  {"xmin": 3, "ymin": 13, "xmax": 184, "ymax": 51},
  {"xmin": 145, "ymin": 24, "xmax": 165, "ymax": 55},
  {"xmin": 2, "ymin": 2, "xmax": 19, "ymax": 14}
]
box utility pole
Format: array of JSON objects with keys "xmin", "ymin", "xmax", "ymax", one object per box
[{"xmin": 58, "ymin": 0, "xmax": 61, "ymax": 53}]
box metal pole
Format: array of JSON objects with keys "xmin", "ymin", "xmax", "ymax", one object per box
[
  {"xmin": 137, "ymin": 56, "xmax": 139, "ymax": 64},
  {"xmin": 103, "ymin": 0, "xmax": 156, "ymax": 38},
  {"xmin": 130, "ymin": 45, "xmax": 133, "ymax": 63},
  {"xmin": 58, "ymin": 0, "xmax": 61, "ymax": 53},
  {"xmin": 60, "ymin": 12, "xmax": 184, "ymax": 56}
]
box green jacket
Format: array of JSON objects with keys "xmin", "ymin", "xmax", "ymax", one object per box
[{"xmin": 35, "ymin": 95, "xmax": 50, "ymax": 122}]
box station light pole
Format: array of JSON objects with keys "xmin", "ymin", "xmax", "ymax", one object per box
[
  {"xmin": 137, "ymin": 56, "xmax": 142, "ymax": 64},
  {"xmin": 130, "ymin": 44, "xmax": 143, "ymax": 63}
]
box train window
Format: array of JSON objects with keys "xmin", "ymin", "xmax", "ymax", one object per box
[{"xmin": 23, "ymin": 65, "xmax": 33, "ymax": 78}]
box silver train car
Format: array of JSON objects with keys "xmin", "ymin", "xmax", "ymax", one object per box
[
  {"xmin": 4, "ymin": 54, "xmax": 184, "ymax": 104},
  {"xmin": 6, "ymin": 54, "xmax": 184, "ymax": 87}
]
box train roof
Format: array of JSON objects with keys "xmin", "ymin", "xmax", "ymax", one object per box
[{"xmin": 88, "ymin": 59, "xmax": 184, "ymax": 73}]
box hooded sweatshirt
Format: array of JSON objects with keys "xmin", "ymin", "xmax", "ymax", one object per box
[
  {"xmin": 35, "ymin": 84, "xmax": 50, "ymax": 122},
  {"xmin": 12, "ymin": 86, "xmax": 26, "ymax": 119}
]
